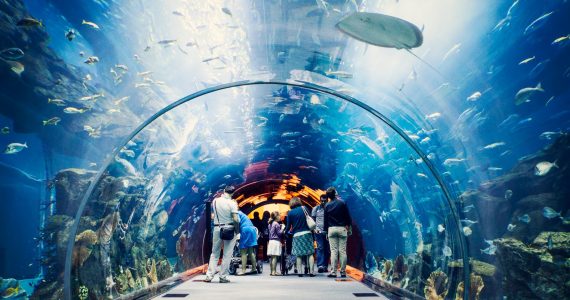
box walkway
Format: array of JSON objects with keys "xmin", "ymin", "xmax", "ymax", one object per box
[{"xmin": 153, "ymin": 264, "xmax": 389, "ymax": 300}]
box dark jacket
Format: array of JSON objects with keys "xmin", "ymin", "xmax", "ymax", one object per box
[
  {"xmin": 286, "ymin": 206, "xmax": 310, "ymax": 235},
  {"xmin": 324, "ymin": 199, "xmax": 352, "ymax": 232}
]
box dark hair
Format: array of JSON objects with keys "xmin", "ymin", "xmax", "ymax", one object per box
[
  {"xmin": 224, "ymin": 185, "xmax": 236, "ymax": 195},
  {"xmin": 326, "ymin": 187, "xmax": 336, "ymax": 200},
  {"xmin": 319, "ymin": 194, "xmax": 328, "ymax": 203},
  {"xmin": 289, "ymin": 197, "xmax": 302, "ymax": 209}
]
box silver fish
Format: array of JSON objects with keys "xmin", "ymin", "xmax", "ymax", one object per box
[
  {"xmin": 542, "ymin": 207, "xmax": 561, "ymax": 219},
  {"xmin": 535, "ymin": 161, "xmax": 558, "ymax": 176},
  {"xmin": 515, "ymin": 83, "xmax": 544, "ymax": 105},
  {"xmin": 518, "ymin": 214, "xmax": 531, "ymax": 223}
]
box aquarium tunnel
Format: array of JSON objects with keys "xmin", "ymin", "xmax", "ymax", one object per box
[{"xmin": 1, "ymin": 1, "xmax": 570, "ymax": 300}]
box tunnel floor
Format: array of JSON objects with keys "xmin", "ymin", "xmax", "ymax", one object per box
[{"xmin": 152, "ymin": 264, "xmax": 389, "ymax": 300}]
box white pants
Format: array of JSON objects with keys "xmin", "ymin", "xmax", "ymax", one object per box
[
  {"xmin": 328, "ymin": 226, "xmax": 348, "ymax": 274},
  {"xmin": 206, "ymin": 227, "xmax": 237, "ymax": 279}
]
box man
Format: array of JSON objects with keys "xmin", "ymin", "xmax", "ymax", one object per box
[
  {"xmin": 324, "ymin": 187, "xmax": 352, "ymax": 278},
  {"xmin": 312, "ymin": 194, "xmax": 330, "ymax": 273},
  {"xmin": 205, "ymin": 186, "xmax": 240, "ymax": 283}
]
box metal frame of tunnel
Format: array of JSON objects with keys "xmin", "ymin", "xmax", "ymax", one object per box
[{"xmin": 63, "ymin": 80, "xmax": 471, "ymax": 300}]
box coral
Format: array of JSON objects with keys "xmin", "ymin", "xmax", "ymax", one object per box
[
  {"xmin": 455, "ymin": 273, "xmax": 484, "ymax": 300},
  {"xmin": 424, "ymin": 270, "xmax": 449, "ymax": 300},
  {"xmin": 381, "ymin": 259, "xmax": 392, "ymax": 280},
  {"xmin": 392, "ymin": 254, "xmax": 408, "ymax": 283},
  {"xmin": 156, "ymin": 260, "xmax": 173, "ymax": 281},
  {"xmin": 146, "ymin": 259, "xmax": 158, "ymax": 285},
  {"xmin": 72, "ymin": 230, "xmax": 98, "ymax": 267},
  {"xmin": 77, "ymin": 286, "xmax": 88, "ymax": 300},
  {"xmin": 125, "ymin": 269, "xmax": 136, "ymax": 290}
]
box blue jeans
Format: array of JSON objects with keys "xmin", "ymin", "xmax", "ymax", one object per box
[{"xmin": 315, "ymin": 232, "xmax": 330, "ymax": 269}]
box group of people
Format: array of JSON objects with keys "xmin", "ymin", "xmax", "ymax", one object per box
[{"xmin": 204, "ymin": 185, "xmax": 352, "ymax": 283}]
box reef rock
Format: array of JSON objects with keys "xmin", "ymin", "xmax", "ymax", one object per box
[
  {"xmin": 54, "ymin": 169, "xmax": 96, "ymax": 216},
  {"xmin": 448, "ymin": 258, "xmax": 496, "ymax": 277},
  {"xmin": 495, "ymin": 235, "xmax": 570, "ymax": 299},
  {"xmin": 455, "ymin": 273, "xmax": 484, "ymax": 300},
  {"xmin": 424, "ymin": 270, "xmax": 449, "ymax": 300}
]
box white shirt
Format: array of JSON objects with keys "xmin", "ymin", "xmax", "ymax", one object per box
[{"xmin": 212, "ymin": 193, "xmax": 238, "ymax": 225}]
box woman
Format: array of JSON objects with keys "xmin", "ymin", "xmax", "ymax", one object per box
[
  {"xmin": 237, "ymin": 211, "xmax": 258, "ymax": 275},
  {"xmin": 285, "ymin": 197, "xmax": 315, "ymax": 277},
  {"xmin": 267, "ymin": 211, "xmax": 284, "ymax": 275}
]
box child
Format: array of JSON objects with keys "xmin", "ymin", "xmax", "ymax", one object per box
[{"xmin": 267, "ymin": 211, "xmax": 284, "ymax": 275}]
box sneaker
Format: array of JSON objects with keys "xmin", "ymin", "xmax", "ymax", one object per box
[
  {"xmin": 309, "ymin": 274, "xmax": 316, "ymax": 277},
  {"xmin": 327, "ymin": 273, "xmax": 337, "ymax": 278},
  {"xmin": 318, "ymin": 267, "xmax": 326, "ymax": 273},
  {"xmin": 340, "ymin": 273, "xmax": 347, "ymax": 278},
  {"xmin": 203, "ymin": 276, "xmax": 213, "ymax": 282},
  {"xmin": 298, "ymin": 274, "xmax": 304, "ymax": 278},
  {"xmin": 219, "ymin": 277, "xmax": 230, "ymax": 283}
]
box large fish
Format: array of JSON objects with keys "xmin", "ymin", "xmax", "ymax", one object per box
[{"xmin": 336, "ymin": 12, "xmax": 423, "ymax": 49}]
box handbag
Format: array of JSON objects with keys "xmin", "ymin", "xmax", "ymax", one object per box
[
  {"xmin": 302, "ymin": 206, "xmax": 317, "ymax": 231},
  {"xmin": 214, "ymin": 199, "xmax": 235, "ymax": 241}
]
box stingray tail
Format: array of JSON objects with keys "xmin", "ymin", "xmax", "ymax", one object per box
[{"xmin": 405, "ymin": 49, "xmax": 446, "ymax": 80}]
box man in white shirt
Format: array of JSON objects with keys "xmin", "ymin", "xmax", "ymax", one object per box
[{"xmin": 205, "ymin": 186, "xmax": 240, "ymax": 283}]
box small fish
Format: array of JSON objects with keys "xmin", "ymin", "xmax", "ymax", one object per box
[
  {"xmin": 505, "ymin": 189, "xmax": 513, "ymax": 200},
  {"xmin": 507, "ymin": 223, "xmax": 516, "ymax": 232},
  {"xmin": 462, "ymin": 227, "xmax": 472, "ymax": 236},
  {"xmin": 518, "ymin": 214, "xmax": 531, "ymax": 223},
  {"xmin": 137, "ymin": 71, "xmax": 153, "ymax": 77},
  {"xmin": 1, "ymin": 127, "xmax": 9, "ymax": 134},
  {"xmin": 4, "ymin": 142, "xmax": 27, "ymax": 154},
  {"xmin": 107, "ymin": 108, "xmax": 121, "ymax": 114},
  {"xmin": 488, "ymin": 167, "xmax": 503, "ymax": 172},
  {"xmin": 480, "ymin": 244, "xmax": 497, "ymax": 255},
  {"xmin": 417, "ymin": 173, "xmax": 428, "ymax": 179},
  {"xmin": 524, "ymin": 12, "xmax": 554, "ymax": 35},
  {"xmin": 325, "ymin": 70, "xmax": 353, "ymax": 78},
  {"xmin": 120, "ymin": 149, "xmax": 135, "ymax": 157},
  {"xmin": 79, "ymin": 51, "xmax": 85, "ymax": 57},
  {"xmin": 539, "ymin": 131, "xmax": 564, "ymax": 140},
  {"xmin": 552, "ymin": 34, "xmax": 569, "ymax": 44},
  {"xmin": 82, "ymin": 20, "xmax": 100, "ymax": 29},
  {"xmin": 221, "ymin": 7, "xmax": 232, "ymax": 16},
  {"xmin": 442, "ymin": 43, "xmax": 461, "ymax": 61},
  {"xmin": 518, "ymin": 56, "xmax": 535, "ymax": 65},
  {"xmin": 420, "ymin": 137, "xmax": 431, "ymax": 144},
  {"xmin": 172, "ymin": 11, "xmax": 184, "ymax": 16},
  {"xmin": 515, "ymin": 83, "xmax": 544, "ymax": 105},
  {"xmin": 158, "ymin": 39, "xmax": 177, "ymax": 46},
  {"xmin": 84, "ymin": 56, "xmax": 100, "ymax": 65},
  {"xmin": 63, "ymin": 107, "xmax": 87, "ymax": 114},
  {"xmin": 542, "ymin": 207, "xmax": 562, "ymax": 219},
  {"xmin": 425, "ymin": 112, "xmax": 442, "ymax": 121},
  {"xmin": 460, "ymin": 219, "xmax": 478, "ymax": 227},
  {"xmin": 462, "ymin": 204, "xmax": 475, "ymax": 213},
  {"xmin": 545, "ymin": 96, "xmax": 555, "ymax": 106},
  {"xmin": 547, "ymin": 235, "xmax": 553, "ymax": 250},
  {"xmin": 114, "ymin": 96, "xmax": 130, "ymax": 105},
  {"xmin": 482, "ymin": 142, "xmax": 506, "ymax": 150},
  {"xmin": 17, "ymin": 17, "xmax": 42, "ymax": 27},
  {"xmin": 89, "ymin": 162, "xmax": 97, "ymax": 168},
  {"xmin": 48, "ymin": 98, "xmax": 66, "ymax": 106},
  {"xmin": 466, "ymin": 91, "xmax": 482, "ymax": 101},
  {"xmin": 437, "ymin": 224, "xmax": 445, "ymax": 233},
  {"xmin": 443, "ymin": 158, "xmax": 466, "ymax": 166},
  {"xmin": 114, "ymin": 64, "xmax": 128, "ymax": 72},
  {"xmin": 535, "ymin": 161, "xmax": 558, "ymax": 176},
  {"xmin": 42, "ymin": 117, "xmax": 61, "ymax": 126},
  {"xmin": 65, "ymin": 29, "xmax": 75, "ymax": 41},
  {"xmin": 442, "ymin": 246, "xmax": 452, "ymax": 257},
  {"xmin": 79, "ymin": 93, "xmax": 103, "ymax": 101},
  {"xmin": 0, "ymin": 48, "xmax": 25, "ymax": 60}
]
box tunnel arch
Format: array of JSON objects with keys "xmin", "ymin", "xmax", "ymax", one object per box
[{"xmin": 63, "ymin": 80, "xmax": 470, "ymax": 300}]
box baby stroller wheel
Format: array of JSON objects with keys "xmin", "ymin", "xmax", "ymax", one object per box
[
  {"xmin": 256, "ymin": 261, "xmax": 263, "ymax": 274},
  {"xmin": 229, "ymin": 262, "xmax": 237, "ymax": 275}
]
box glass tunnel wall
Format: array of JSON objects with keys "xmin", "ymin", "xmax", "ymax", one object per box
[
  {"xmin": 0, "ymin": 0, "xmax": 569, "ymax": 300},
  {"xmin": 66, "ymin": 83, "xmax": 466, "ymax": 299}
]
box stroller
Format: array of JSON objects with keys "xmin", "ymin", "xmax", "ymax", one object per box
[{"xmin": 228, "ymin": 233, "xmax": 263, "ymax": 275}]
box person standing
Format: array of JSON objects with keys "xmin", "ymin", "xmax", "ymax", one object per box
[
  {"xmin": 237, "ymin": 211, "xmax": 258, "ymax": 275},
  {"xmin": 267, "ymin": 211, "xmax": 284, "ymax": 275},
  {"xmin": 324, "ymin": 187, "xmax": 352, "ymax": 278},
  {"xmin": 312, "ymin": 194, "xmax": 330, "ymax": 273},
  {"xmin": 205, "ymin": 186, "xmax": 240, "ymax": 283},
  {"xmin": 286, "ymin": 197, "xmax": 316, "ymax": 277}
]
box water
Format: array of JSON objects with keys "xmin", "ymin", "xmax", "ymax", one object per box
[{"xmin": 1, "ymin": 0, "xmax": 569, "ymax": 299}]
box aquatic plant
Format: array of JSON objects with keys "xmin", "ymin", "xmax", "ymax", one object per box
[
  {"xmin": 455, "ymin": 273, "xmax": 485, "ymax": 300},
  {"xmin": 424, "ymin": 270, "xmax": 449, "ymax": 300}
]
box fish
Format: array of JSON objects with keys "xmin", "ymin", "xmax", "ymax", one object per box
[
  {"xmin": 48, "ymin": 98, "xmax": 66, "ymax": 106},
  {"xmin": 79, "ymin": 93, "xmax": 104, "ymax": 101},
  {"xmin": 137, "ymin": 71, "xmax": 153, "ymax": 77},
  {"xmin": 221, "ymin": 7, "xmax": 232, "ymax": 16},
  {"xmin": 417, "ymin": 173, "xmax": 428, "ymax": 179},
  {"xmin": 498, "ymin": 114, "xmax": 519, "ymax": 128},
  {"xmin": 437, "ymin": 224, "xmax": 445, "ymax": 233},
  {"xmin": 518, "ymin": 56, "xmax": 535, "ymax": 65},
  {"xmin": 488, "ymin": 167, "xmax": 503, "ymax": 172},
  {"xmin": 6, "ymin": 60, "xmax": 24, "ymax": 75},
  {"xmin": 542, "ymin": 207, "xmax": 562, "ymax": 219},
  {"xmin": 552, "ymin": 34, "xmax": 569, "ymax": 44},
  {"xmin": 443, "ymin": 158, "xmax": 466, "ymax": 166},
  {"xmin": 462, "ymin": 227, "xmax": 472, "ymax": 236},
  {"xmin": 325, "ymin": 70, "xmax": 353, "ymax": 78},
  {"xmin": 158, "ymin": 39, "xmax": 177, "ymax": 46},
  {"xmin": 1, "ymin": 127, "xmax": 9, "ymax": 134},
  {"xmin": 114, "ymin": 96, "xmax": 130, "ymax": 105},
  {"xmin": 114, "ymin": 64, "xmax": 128, "ymax": 72},
  {"xmin": 120, "ymin": 149, "xmax": 135, "ymax": 158},
  {"xmin": 505, "ymin": 189, "xmax": 513, "ymax": 200},
  {"xmin": 442, "ymin": 43, "xmax": 461, "ymax": 61},
  {"xmin": 547, "ymin": 235, "xmax": 553, "ymax": 250},
  {"xmin": 460, "ymin": 219, "xmax": 478, "ymax": 227},
  {"xmin": 107, "ymin": 108, "xmax": 120, "ymax": 114},
  {"xmin": 518, "ymin": 214, "xmax": 531, "ymax": 223},
  {"xmin": 545, "ymin": 96, "xmax": 555, "ymax": 106},
  {"xmin": 0, "ymin": 48, "xmax": 25, "ymax": 60},
  {"xmin": 82, "ymin": 20, "xmax": 100, "ymax": 29},
  {"xmin": 63, "ymin": 107, "xmax": 87, "ymax": 114},
  {"xmin": 17, "ymin": 17, "xmax": 42, "ymax": 27},
  {"xmin": 501, "ymin": 150, "xmax": 512, "ymax": 157},
  {"xmin": 420, "ymin": 137, "xmax": 431, "ymax": 144},
  {"xmin": 462, "ymin": 204, "xmax": 475, "ymax": 213},
  {"xmin": 535, "ymin": 161, "xmax": 558, "ymax": 176},
  {"xmin": 466, "ymin": 91, "xmax": 482, "ymax": 101},
  {"xmin": 84, "ymin": 56, "xmax": 100, "ymax": 65},
  {"xmin": 524, "ymin": 12, "xmax": 554, "ymax": 35},
  {"xmin": 172, "ymin": 11, "xmax": 184, "ymax": 16},
  {"xmin": 493, "ymin": 0, "xmax": 519, "ymax": 31},
  {"xmin": 65, "ymin": 29, "xmax": 75, "ymax": 41},
  {"xmin": 539, "ymin": 131, "xmax": 564, "ymax": 140},
  {"xmin": 482, "ymin": 142, "xmax": 506, "ymax": 150},
  {"xmin": 515, "ymin": 83, "xmax": 544, "ymax": 105},
  {"xmin": 42, "ymin": 117, "xmax": 61, "ymax": 126},
  {"xmin": 4, "ymin": 142, "xmax": 27, "ymax": 154},
  {"xmin": 442, "ymin": 246, "xmax": 452, "ymax": 257},
  {"xmin": 480, "ymin": 244, "xmax": 497, "ymax": 255},
  {"xmin": 425, "ymin": 112, "xmax": 442, "ymax": 121},
  {"xmin": 507, "ymin": 223, "xmax": 516, "ymax": 232}
]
